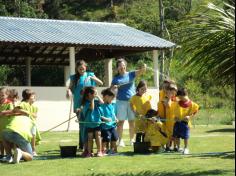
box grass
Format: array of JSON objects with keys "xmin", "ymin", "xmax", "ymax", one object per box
[{"xmin": 0, "ymin": 125, "xmax": 235, "ymax": 176}]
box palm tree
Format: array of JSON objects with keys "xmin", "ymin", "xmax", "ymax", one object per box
[{"xmin": 180, "ymin": 2, "xmax": 235, "ymax": 85}]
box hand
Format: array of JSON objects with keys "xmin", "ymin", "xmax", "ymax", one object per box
[
  {"xmin": 184, "ymin": 116, "xmax": 190, "ymax": 122},
  {"xmin": 76, "ymin": 108, "xmax": 81, "ymax": 113},
  {"xmin": 66, "ymin": 89, "xmax": 73, "ymax": 99},
  {"xmin": 111, "ymin": 85, "xmax": 119, "ymax": 90}
]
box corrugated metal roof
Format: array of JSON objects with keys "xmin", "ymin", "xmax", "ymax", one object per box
[{"xmin": 0, "ymin": 16, "xmax": 175, "ymax": 49}]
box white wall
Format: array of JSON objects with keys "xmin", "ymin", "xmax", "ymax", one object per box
[{"xmin": 8, "ymin": 87, "xmax": 158, "ymax": 132}]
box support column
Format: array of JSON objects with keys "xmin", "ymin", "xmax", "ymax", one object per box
[
  {"xmin": 64, "ymin": 66, "xmax": 70, "ymax": 86},
  {"xmin": 105, "ymin": 59, "xmax": 113, "ymax": 87},
  {"xmin": 69, "ymin": 47, "xmax": 76, "ymax": 75},
  {"xmin": 153, "ymin": 50, "xmax": 159, "ymax": 102},
  {"xmin": 26, "ymin": 57, "xmax": 31, "ymax": 86}
]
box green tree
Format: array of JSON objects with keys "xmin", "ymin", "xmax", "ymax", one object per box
[{"xmin": 179, "ymin": 2, "xmax": 235, "ymax": 85}]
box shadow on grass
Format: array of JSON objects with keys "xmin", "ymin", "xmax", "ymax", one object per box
[
  {"xmin": 206, "ymin": 128, "xmax": 235, "ymax": 133},
  {"xmin": 186, "ymin": 151, "xmax": 235, "ymax": 160},
  {"xmin": 84, "ymin": 169, "xmax": 229, "ymax": 176}
]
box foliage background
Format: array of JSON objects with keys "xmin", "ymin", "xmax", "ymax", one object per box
[{"xmin": 0, "ymin": 0, "xmax": 234, "ymax": 124}]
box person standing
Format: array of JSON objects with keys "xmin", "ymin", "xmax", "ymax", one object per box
[
  {"xmin": 111, "ymin": 58, "xmax": 146, "ymax": 147},
  {"xmin": 66, "ymin": 60, "xmax": 103, "ymax": 150}
]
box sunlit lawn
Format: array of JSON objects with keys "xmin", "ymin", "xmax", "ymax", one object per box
[{"xmin": 0, "ymin": 125, "xmax": 235, "ymax": 176}]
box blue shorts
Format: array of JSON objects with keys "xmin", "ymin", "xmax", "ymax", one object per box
[
  {"xmin": 173, "ymin": 121, "xmax": 190, "ymax": 139},
  {"xmin": 116, "ymin": 100, "xmax": 135, "ymax": 121},
  {"xmin": 101, "ymin": 127, "xmax": 119, "ymax": 142},
  {"xmin": 2, "ymin": 131, "xmax": 33, "ymax": 156}
]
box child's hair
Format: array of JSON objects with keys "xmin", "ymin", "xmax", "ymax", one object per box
[
  {"xmin": 72, "ymin": 60, "xmax": 88, "ymax": 91},
  {"xmin": 166, "ymin": 83, "xmax": 178, "ymax": 92},
  {"xmin": 81, "ymin": 86, "xmax": 96, "ymax": 105},
  {"xmin": 101, "ymin": 88, "xmax": 115, "ymax": 97},
  {"xmin": 177, "ymin": 88, "xmax": 188, "ymax": 97},
  {"xmin": 0, "ymin": 87, "xmax": 8, "ymax": 94},
  {"xmin": 145, "ymin": 109, "xmax": 158, "ymax": 119},
  {"xmin": 136, "ymin": 80, "xmax": 147, "ymax": 93},
  {"xmin": 22, "ymin": 89, "xmax": 35, "ymax": 102},
  {"xmin": 8, "ymin": 89, "xmax": 19, "ymax": 99}
]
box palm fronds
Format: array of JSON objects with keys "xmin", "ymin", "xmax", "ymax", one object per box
[{"xmin": 179, "ymin": 2, "xmax": 235, "ymax": 85}]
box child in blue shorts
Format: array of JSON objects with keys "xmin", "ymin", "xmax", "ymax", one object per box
[
  {"xmin": 173, "ymin": 88, "xmax": 199, "ymax": 155},
  {"xmin": 100, "ymin": 88, "xmax": 119, "ymax": 155}
]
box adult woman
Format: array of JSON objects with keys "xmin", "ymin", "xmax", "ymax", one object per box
[
  {"xmin": 111, "ymin": 58, "xmax": 146, "ymax": 147},
  {"xmin": 66, "ymin": 60, "xmax": 103, "ymax": 150}
]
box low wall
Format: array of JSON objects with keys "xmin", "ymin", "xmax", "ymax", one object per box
[{"xmin": 8, "ymin": 87, "xmax": 158, "ymax": 131}]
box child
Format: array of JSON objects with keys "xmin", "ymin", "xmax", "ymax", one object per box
[
  {"xmin": 13, "ymin": 89, "xmax": 41, "ymax": 156},
  {"xmin": 8, "ymin": 89, "xmax": 19, "ymax": 107},
  {"xmin": 100, "ymin": 88, "xmax": 119, "ymax": 155},
  {"xmin": 81, "ymin": 87, "xmax": 104, "ymax": 157},
  {"xmin": 144, "ymin": 109, "xmax": 169, "ymax": 153},
  {"xmin": 173, "ymin": 88, "xmax": 199, "ymax": 155},
  {"xmin": 157, "ymin": 83, "xmax": 178, "ymax": 152},
  {"xmin": 130, "ymin": 80, "xmax": 152, "ymax": 143},
  {"xmin": 0, "ymin": 87, "xmax": 14, "ymax": 160}
]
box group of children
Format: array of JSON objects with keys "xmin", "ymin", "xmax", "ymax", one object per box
[
  {"xmin": 0, "ymin": 87, "xmax": 40, "ymax": 163},
  {"xmin": 0, "ymin": 78, "xmax": 199, "ymax": 162},
  {"xmin": 77, "ymin": 79, "xmax": 199, "ymax": 157},
  {"xmin": 131, "ymin": 79, "xmax": 199, "ymax": 154}
]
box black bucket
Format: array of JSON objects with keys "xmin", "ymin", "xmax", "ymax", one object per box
[
  {"xmin": 60, "ymin": 146, "xmax": 77, "ymax": 158},
  {"xmin": 134, "ymin": 142, "xmax": 151, "ymax": 154}
]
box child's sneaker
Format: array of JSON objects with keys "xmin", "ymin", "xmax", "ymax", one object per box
[
  {"xmin": 85, "ymin": 153, "xmax": 92, "ymax": 158},
  {"xmin": 2, "ymin": 155, "xmax": 13, "ymax": 163},
  {"xmin": 183, "ymin": 148, "xmax": 190, "ymax": 155},
  {"xmin": 97, "ymin": 151, "xmax": 103, "ymax": 157},
  {"xmin": 13, "ymin": 148, "xmax": 23, "ymax": 164},
  {"xmin": 118, "ymin": 139, "xmax": 126, "ymax": 147},
  {"xmin": 33, "ymin": 151, "xmax": 38, "ymax": 156},
  {"xmin": 130, "ymin": 139, "xmax": 135, "ymax": 146}
]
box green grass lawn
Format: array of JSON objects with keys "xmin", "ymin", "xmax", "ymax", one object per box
[{"xmin": 0, "ymin": 125, "xmax": 235, "ymax": 176}]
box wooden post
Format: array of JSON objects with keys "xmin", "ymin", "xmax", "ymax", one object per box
[
  {"xmin": 26, "ymin": 57, "xmax": 31, "ymax": 86},
  {"xmin": 66, "ymin": 47, "xmax": 76, "ymax": 132},
  {"xmin": 153, "ymin": 50, "xmax": 159, "ymax": 102},
  {"xmin": 105, "ymin": 59, "xmax": 113, "ymax": 87}
]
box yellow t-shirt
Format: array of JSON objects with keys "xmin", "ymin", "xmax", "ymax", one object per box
[
  {"xmin": 16, "ymin": 101, "xmax": 41, "ymax": 144},
  {"xmin": 144, "ymin": 121, "xmax": 168, "ymax": 147},
  {"xmin": 130, "ymin": 94, "xmax": 152, "ymax": 116},
  {"xmin": 17, "ymin": 101, "xmax": 38, "ymax": 122},
  {"xmin": 130, "ymin": 94, "xmax": 152, "ymax": 133},
  {"xmin": 173, "ymin": 101, "xmax": 199, "ymax": 127},
  {"xmin": 0, "ymin": 99, "xmax": 14, "ymax": 141},
  {"xmin": 157, "ymin": 100, "xmax": 176, "ymax": 138}
]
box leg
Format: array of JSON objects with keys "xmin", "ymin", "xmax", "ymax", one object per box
[
  {"xmin": 184, "ymin": 139, "xmax": 188, "ymax": 149},
  {"xmin": 128, "ymin": 120, "xmax": 135, "ymax": 144},
  {"xmin": 117, "ymin": 120, "xmax": 125, "ymax": 145},
  {"xmin": 95, "ymin": 131, "xmax": 102, "ymax": 153},
  {"xmin": 87, "ymin": 132, "xmax": 93, "ymax": 155},
  {"xmin": 31, "ymin": 135, "xmax": 36, "ymax": 153},
  {"xmin": 0, "ymin": 142, "xmax": 5, "ymax": 156}
]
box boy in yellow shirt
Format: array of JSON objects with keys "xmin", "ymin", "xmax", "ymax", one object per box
[
  {"xmin": 130, "ymin": 81, "xmax": 152, "ymax": 143},
  {"xmin": 173, "ymin": 88, "xmax": 199, "ymax": 155},
  {"xmin": 158, "ymin": 83, "xmax": 177, "ymax": 152}
]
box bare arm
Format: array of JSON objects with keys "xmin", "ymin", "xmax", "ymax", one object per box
[
  {"xmin": 135, "ymin": 63, "xmax": 147, "ymax": 77},
  {"xmin": 90, "ymin": 76, "xmax": 103, "ymax": 86}
]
